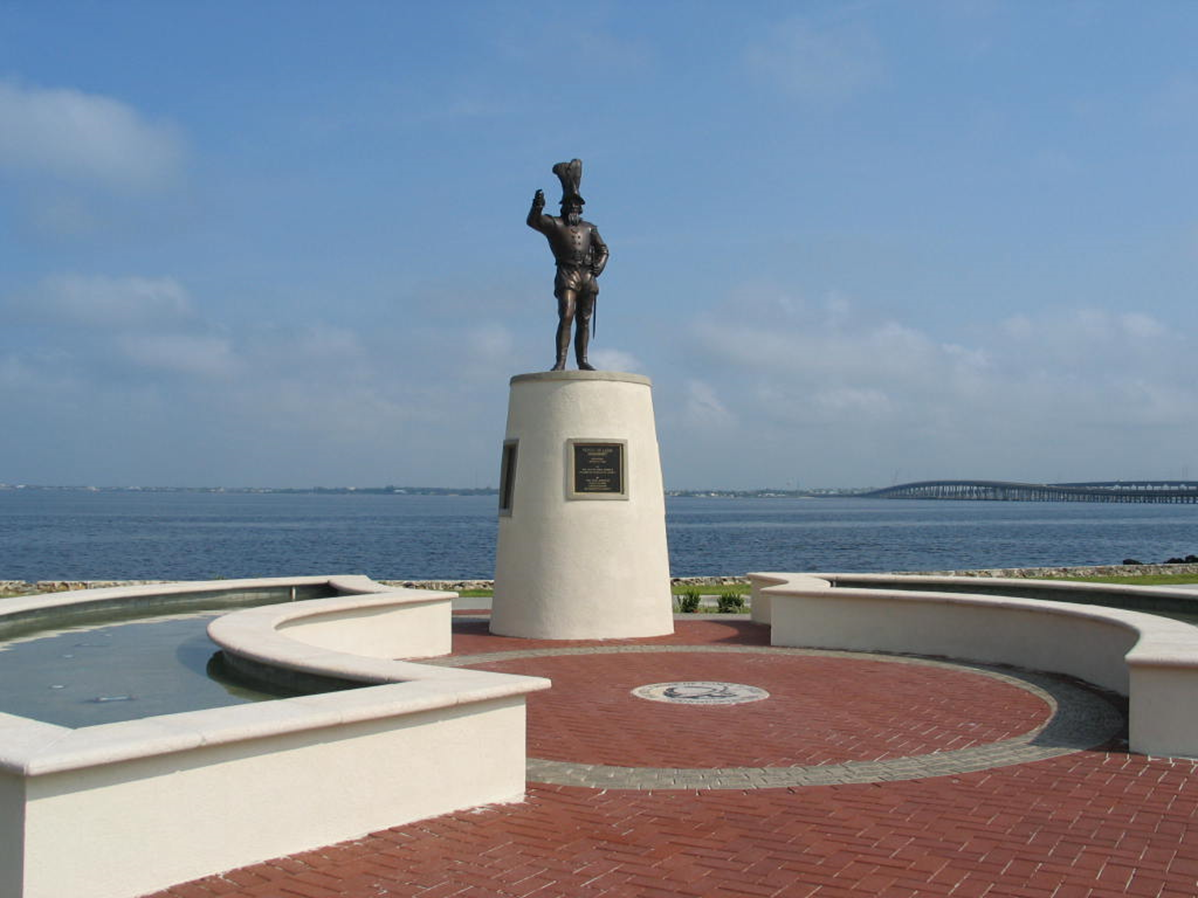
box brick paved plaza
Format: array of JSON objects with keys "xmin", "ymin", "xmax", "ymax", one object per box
[{"xmin": 150, "ymin": 618, "xmax": 1198, "ymax": 898}]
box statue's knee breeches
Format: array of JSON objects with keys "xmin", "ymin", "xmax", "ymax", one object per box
[
  {"xmin": 556, "ymin": 291, "xmax": 577, "ymax": 322},
  {"xmin": 575, "ymin": 289, "xmax": 597, "ymax": 323}
]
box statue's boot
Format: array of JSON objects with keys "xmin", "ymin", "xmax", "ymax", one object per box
[
  {"xmin": 551, "ymin": 324, "xmax": 570, "ymax": 371},
  {"xmin": 575, "ymin": 325, "xmax": 595, "ymax": 371}
]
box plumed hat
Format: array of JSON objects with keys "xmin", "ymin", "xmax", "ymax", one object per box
[{"xmin": 552, "ymin": 158, "xmax": 585, "ymax": 206}]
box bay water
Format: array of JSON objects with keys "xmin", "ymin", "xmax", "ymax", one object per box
[{"xmin": 3, "ymin": 490, "xmax": 1197, "ymax": 581}]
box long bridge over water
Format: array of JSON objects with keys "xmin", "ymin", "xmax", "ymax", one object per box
[{"xmin": 859, "ymin": 480, "xmax": 1198, "ymax": 503}]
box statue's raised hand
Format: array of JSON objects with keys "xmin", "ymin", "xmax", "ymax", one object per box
[{"xmin": 533, "ymin": 189, "xmax": 545, "ymax": 208}]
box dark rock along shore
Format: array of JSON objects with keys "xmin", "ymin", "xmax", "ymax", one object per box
[{"xmin": 4, "ymin": 563, "xmax": 1198, "ymax": 597}]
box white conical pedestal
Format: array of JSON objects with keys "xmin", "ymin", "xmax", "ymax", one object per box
[{"xmin": 490, "ymin": 371, "xmax": 673, "ymax": 639}]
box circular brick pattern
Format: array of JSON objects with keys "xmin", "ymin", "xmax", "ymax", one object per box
[
  {"xmin": 438, "ymin": 645, "xmax": 1123, "ymax": 790},
  {"xmin": 465, "ymin": 650, "xmax": 1051, "ymax": 767}
]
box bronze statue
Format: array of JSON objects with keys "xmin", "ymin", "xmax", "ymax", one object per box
[{"xmin": 527, "ymin": 159, "xmax": 609, "ymax": 371}]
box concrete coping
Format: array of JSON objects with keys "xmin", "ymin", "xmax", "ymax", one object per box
[
  {"xmin": 819, "ymin": 571, "xmax": 1198, "ymax": 604},
  {"xmin": 0, "ymin": 576, "xmax": 550, "ymax": 778},
  {"xmin": 0, "ymin": 574, "xmax": 353, "ymax": 616},
  {"xmin": 509, "ymin": 370, "xmax": 651, "ymax": 387},
  {"xmin": 748, "ymin": 571, "xmax": 1198, "ymax": 671},
  {"xmin": 0, "ymin": 575, "xmax": 389, "ymax": 643}
]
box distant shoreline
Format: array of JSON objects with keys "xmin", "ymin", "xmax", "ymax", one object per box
[{"xmin": 0, "ymin": 484, "xmax": 869, "ymax": 498}]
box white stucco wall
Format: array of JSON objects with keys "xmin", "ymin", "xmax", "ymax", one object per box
[
  {"xmin": 751, "ymin": 572, "xmax": 1198, "ymax": 758},
  {"xmin": 20, "ymin": 697, "xmax": 526, "ymax": 898},
  {"xmin": 785, "ymin": 590, "xmax": 1135, "ymax": 691},
  {"xmin": 1127, "ymin": 661, "xmax": 1198, "ymax": 758},
  {"xmin": 0, "ymin": 770, "xmax": 24, "ymax": 898},
  {"xmin": 276, "ymin": 596, "xmax": 451, "ymax": 658},
  {"xmin": 491, "ymin": 371, "xmax": 673, "ymax": 639}
]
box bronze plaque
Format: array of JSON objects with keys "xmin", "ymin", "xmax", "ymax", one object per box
[{"xmin": 572, "ymin": 442, "xmax": 624, "ymax": 495}]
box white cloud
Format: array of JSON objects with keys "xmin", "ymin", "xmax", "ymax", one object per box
[
  {"xmin": 117, "ymin": 334, "xmax": 236, "ymax": 379},
  {"xmin": 1120, "ymin": 313, "xmax": 1166, "ymax": 340},
  {"xmin": 0, "ymin": 80, "xmax": 183, "ymax": 190},
  {"xmin": 590, "ymin": 347, "xmax": 643, "ymax": 373},
  {"xmin": 293, "ymin": 324, "xmax": 366, "ymax": 358},
  {"xmin": 223, "ymin": 376, "xmax": 409, "ymax": 438},
  {"xmin": 812, "ymin": 386, "xmax": 890, "ymax": 415},
  {"xmin": 999, "ymin": 307, "xmax": 1174, "ymax": 362},
  {"xmin": 692, "ymin": 298, "xmax": 944, "ymax": 387},
  {"xmin": 9, "ymin": 275, "xmax": 194, "ymax": 328},
  {"xmin": 1001, "ymin": 314, "xmax": 1034, "ymax": 339},
  {"xmin": 466, "ymin": 323, "xmax": 515, "ymax": 360},
  {"xmin": 0, "ymin": 349, "xmax": 77, "ymax": 395},
  {"xmin": 745, "ymin": 17, "xmax": 882, "ymax": 103},
  {"xmin": 670, "ymin": 290, "xmax": 1197, "ymax": 485},
  {"xmin": 0, "ymin": 275, "xmax": 518, "ymax": 485},
  {"xmin": 684, "ymin": 380, "xmax": 736, "ymax": 428}
]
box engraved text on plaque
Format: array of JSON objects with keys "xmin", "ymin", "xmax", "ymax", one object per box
[{"xmin": 571, "ymin": 441, "xmax": 625, "ymax": 496}]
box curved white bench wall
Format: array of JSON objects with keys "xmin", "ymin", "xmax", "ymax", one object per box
[
  {"xmin": 749, "ymin": 572, "xmax": 1198, "ymax": 759},
  {"xmin": 0, "ymin": 576, "xmax": 549, "ymax": 898}
]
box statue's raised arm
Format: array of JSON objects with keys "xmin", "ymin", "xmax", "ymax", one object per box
[{"xmin": 527, "ymin": 189, "xmax": 549, "ymax": 231}]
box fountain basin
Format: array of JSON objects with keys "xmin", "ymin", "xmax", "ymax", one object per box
[
  {"xmin": 0, "ymin": 576, "xmax": 549, "ymax": 898},
  {"xmin": 0, "ymin": 612, "xmax": 276, "ymax": 728}
]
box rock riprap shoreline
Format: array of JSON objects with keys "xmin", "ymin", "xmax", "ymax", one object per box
[{"xmin": 3, "ymin": 563, "xmax": 1198, "ymax": 597}]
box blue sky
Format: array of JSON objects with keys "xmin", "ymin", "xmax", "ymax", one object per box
[{"xmin": 1, "ymin": 1, "xmax": 1196, "ymax": 489}]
